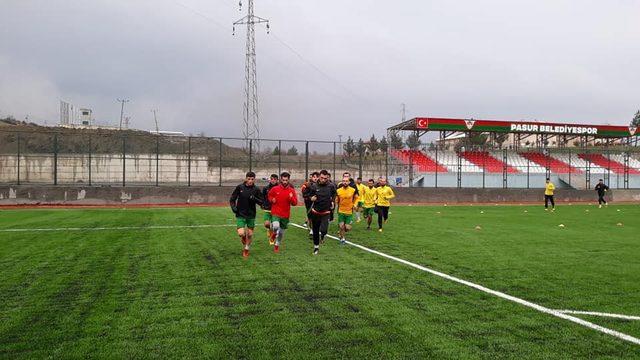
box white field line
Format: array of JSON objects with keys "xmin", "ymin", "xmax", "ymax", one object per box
[
  {"xmin": 0, "ymin": 224, "xmax": 235, "ymax": 233},
  {"xmin": 290, "ymin": 223, "xmax": 640, "ymax": 346},
  {"xmin": 554, "ymin": 310, "xmax": 640, "ymax": 321}
]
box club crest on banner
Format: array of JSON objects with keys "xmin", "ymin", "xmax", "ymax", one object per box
[
  {"xmin": 465, "ymin": 119, "xmax": 475, "ymax": 130},
  {"xmin": 630, "ymin": 126, "xmax": 637, "ymax": 136}
]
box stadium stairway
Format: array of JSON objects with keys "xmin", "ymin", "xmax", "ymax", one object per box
[
  {"xmin": 390, "ymin": 150, "xmax": 448, "ymax": 173},
  {"xmin": 578, "ymin": 153, "xmax": 640, "ymax": 175},
  {"xmin": 519, "ymin": 152, "xmax": 582, "ymax": 174},
  {"xmin": 459, "ymin": 151, "xmax": 519, "ymax": 173}
]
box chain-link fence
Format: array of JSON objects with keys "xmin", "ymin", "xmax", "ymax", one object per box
[{"xmin": 1, "ymin": 129, "xmax": 639, "ymax": 189}]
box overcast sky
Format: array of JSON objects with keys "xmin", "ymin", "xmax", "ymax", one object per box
[{"xmin": 1, "ymin": 0, "xmax": 639, "ymax": 142}]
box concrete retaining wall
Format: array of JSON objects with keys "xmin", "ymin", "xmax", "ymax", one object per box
[{"xmin": 2, "ymin": 185, "xmax": 639, "ymax": 206}]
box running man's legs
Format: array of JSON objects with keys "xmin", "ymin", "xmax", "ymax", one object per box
[
  {"xmin": 236, "ymin": 217, "xmax": 255, "ymax": 256},
  {"xmin": 377, "ymin": 206, "xmax": 389, "ymax": 229},
  {"xmin": 311, "ymin": 213, "xmax": 330, "ymax": 247}
]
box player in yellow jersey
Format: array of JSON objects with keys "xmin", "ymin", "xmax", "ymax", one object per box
[
  {"xmin": 361, "ymin": 179, "xmax": 378, "ymax": 230},
  {"xmin": 336, "ymin": 176, "xmax": 357, "ymax": 245},
  {"xmin": 375, "ymin": 177, "xmax": 395, "ymax": 232},
  {"xmin": 354, "ymin": 177, "xmax": 366, "ymax": 223},
  {"xmin": 544, "ymin": 178, "xmax": 555, "ymax": 211}
]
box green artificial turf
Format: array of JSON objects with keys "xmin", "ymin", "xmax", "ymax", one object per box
[{"xmin": 0, "ymin": 204, "xmax": 639, "ymax": 359}]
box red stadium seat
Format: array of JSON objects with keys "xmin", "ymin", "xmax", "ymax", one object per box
[
  {"xmin": 390, "ymin": 150, "xmax": 448, "ymax": 173},
  {"xmin": 519, "ymin": 152, "xmax": 581, "ymax": 174},
  {"xmin": 459, "ymin": 151, "xmax": 519, "ymax": 173},
  {"xmin": 578, "ymin": 153, "xmax": 640, "ymax": 175}
]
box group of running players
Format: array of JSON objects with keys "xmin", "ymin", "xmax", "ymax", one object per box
[{"xmin": 229, "ymin": 170, "xmax": 395, "ymax": 257}]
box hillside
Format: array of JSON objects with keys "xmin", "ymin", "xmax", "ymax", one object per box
[{"xmin": 0, "ymin": 118, "xmax": 242, "ymax": 157}]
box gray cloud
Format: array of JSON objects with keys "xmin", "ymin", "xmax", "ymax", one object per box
[{"xmin": 1, "ymin": 0, "xmax": 639, "ymax": 141}]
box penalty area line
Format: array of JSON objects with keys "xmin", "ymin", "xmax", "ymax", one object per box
[
  {"xmin": 291, "ymin": 223, "xmax": 640, "ymax": 346},
  {"xmin": 0, "ymin": 224, "xmax": 236, "ymax": 233}
]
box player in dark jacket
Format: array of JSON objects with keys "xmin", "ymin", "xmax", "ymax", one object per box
[
  {"xmin": 262, "ymin": 174, "xmax": 279, "ymax": 245},
  {"xmin": 308, "ymin": 170, "xmax": 337, "ymax": 255},
  {"xmin": 230, "ymin": 171, "xmax": 263, "ymax": 258},
  {"xmin": 301, "ymin": 172, "xmax": 320, "ymax": 237},
  {"xmin": 595, "ymin": 179, "xmax": 610, "ymax": 208}
]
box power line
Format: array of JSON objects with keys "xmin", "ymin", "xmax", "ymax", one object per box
[{"xmin": 171, "ymin": 0, "xmax": 375, "ymax": 107}]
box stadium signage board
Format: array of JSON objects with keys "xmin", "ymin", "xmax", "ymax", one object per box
[
  {"xmin": 414, "ymin": 117, "xmax": 635, "ymax": 138},
  {"xmin": 510, "ymin": 123, "xmax": 597, "ymax": 135}
]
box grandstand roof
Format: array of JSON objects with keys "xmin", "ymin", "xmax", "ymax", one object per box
[{"xmin": 388, "ymin": 117, "xmax": 638, "ymax": 138}]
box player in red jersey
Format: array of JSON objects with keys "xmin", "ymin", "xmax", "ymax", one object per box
[{"xmin": 267, "ymin": 172, "xmax": 298, "ymax": 253}]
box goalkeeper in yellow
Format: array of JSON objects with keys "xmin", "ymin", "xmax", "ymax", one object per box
[
  {"xmin": 336, "ymin": 176, "xmax": 357, "ymax": 245},
  {"xmin": 354, "ymin": 177, "xmax": 366, "ymax": 223},
  {"xmin": 361, "ymin": 179, "xmax": 378, "ymax": 230},
  {"xmin": 375, "ymin": 177, "xmax": 395, "ymax": 232}
]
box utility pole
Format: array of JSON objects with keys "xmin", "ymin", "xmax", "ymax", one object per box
[
  {"xmin": 233, "ymin": 0, "xmax": 269, "ymax": 151},
  {"xmin": 151, "ymin": 109, "xmax": 159, "ymax": 133},
  {"xmin": 117, "ymin": 99, "xmax": 129, "ymax": 130}
]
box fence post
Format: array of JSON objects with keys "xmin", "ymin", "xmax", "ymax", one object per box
[
  {"xmin": 16, "ymin": 132, "xmax": 21, "ymax": 185},
  {"xmin": 456, "ymin": 152, "xmax": 462, "ymax": 188},
  {"xmin": 624, "ymin": 152, "xmax": 630, "ymax": 189},
  {"xmin": 249, "ymin": 139, "xmax": 253, "ymax": 172},
  {"xmin": 305, "ymin": 142, "xmax": 309, "ymax": 179},
  {"xmin": 122, "ymin": 136, "xmax": 126, "ymax": 187},
  {"xmin": 155, "ymin": 136, "xmax": 160, "ymax": 187},
  {"xmin": 482, "ymin": 151, "xmax": 486, "ymax": 189},
  {"xmin": 408, "ymin": 149, "xmax": 414, "ymax": 187},
  {"xmin": 568, "ymin": 150, "xmax": 571, "ymax": 187},
  {"xmin": 278, "ymin": 140, "xmax": 282, "ymax": 176},
  {"xmin": 385, "ymin": 148, "xmax": 388, "ymax": 182},
  {"xmin": 187, "ymin": 136, "xmax": 192, "ymax": 187},
  {"xmin": 502, "ymin": 149, "xmax": 508, "ymax": 189},
  {"xmin": 435, "ymin": 141, "xmax": 440, "ymax": 188},
  {"xmin": 585, "ymin": 151, "xmax": 591, "ymax": 190},
  {"xmin": 53, "ymin": 134, "xmax": 58, "ymax": 185},
  {"xmin": 88, "ymin": 134, "xmax": 92, "ymax": 186},
  {"xmin": 218, "ymin": 138, "xmax": 223, "ymax": 187},
  {"xmin": 605, "ymin": 149, "xmax": 611, "ymax": 186},
  {"xmin": 333, "ymin": 142, "xmax": 337, "ymax": 178},
  {"xmin": 526, "ymin": 158, "xmax": 530, "ymax": 189}
]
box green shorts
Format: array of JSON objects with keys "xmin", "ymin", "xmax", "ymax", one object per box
[
  {"xmin": 263, "ymin": 211, "xmax": 273, "ymax": 222},
  {"xmin": 236, "ymin": 217, "xmax": 256, "ymax": 229},
  {"xmin": 338, "ymin": 213, "xmax": 354, "ymax": 225},
  {"xmin": 272, "ymin": 216, "xmax": 290, "ymax": 229},
  {"xmin": 363, "ymin": 207, "xmax": 375, "ymax": 217}
]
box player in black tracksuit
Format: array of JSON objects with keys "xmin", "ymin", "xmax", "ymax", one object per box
[
  {"xmin": 229, "ymin": 171, "xmax": 264, "ymax": 257},
  {"xmin": 302, "ymin": 172, "xmax": 320, "ymax": 236},
  {"xmin": 595, "ymin": 179, "xmax": 610, "ymax": 208},
  {"xmin": 308, "ymin": 170, "xmax": 337, "ymax": 255}
]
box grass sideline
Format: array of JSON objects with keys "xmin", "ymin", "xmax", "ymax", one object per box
[{"xmin": 1, "ymin": 204, "xmax": 639, "ymax": 358}]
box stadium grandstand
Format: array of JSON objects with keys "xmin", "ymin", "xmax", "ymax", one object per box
[{"xmin": 387, "ymin": 117, "xmax": 640, "ymax": 189}]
